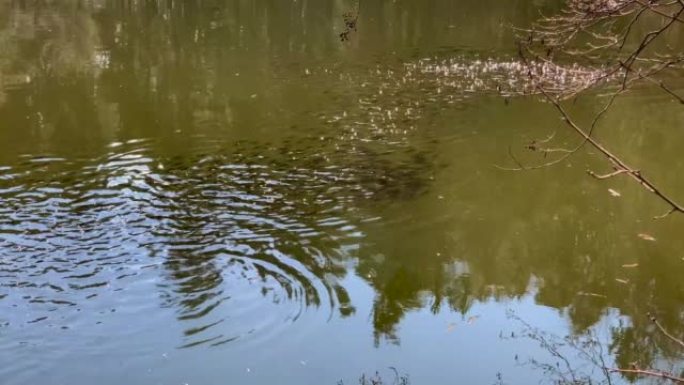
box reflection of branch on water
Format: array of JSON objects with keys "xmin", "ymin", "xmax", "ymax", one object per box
[
  {"xmin": 341, "ymin": 311, "xmax": 684, "ymax": 384},
  {"xmin": 609, "ymin": 368, "xmax": 684, "ymax": 383},
  {"xmin": 507, "ymin": 310, "xmax": 684, "ymax": 384},
  {"xmin": 506, "ymin": 311, "xmax": 615, "ymax": 385},
  {"xmin": 337, "ymin": 368, "xmax": 409, "ymax": 385},
  {"xmin": 339, "ymin": 2, "xmax": 360, "ymax": 42},
  {"xmin": 607, "ymin": 314, "xmax": 684, "ymax": 383}
]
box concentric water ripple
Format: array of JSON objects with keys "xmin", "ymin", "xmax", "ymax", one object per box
[{"xmin": 0, "ymin": 135, "xmax": 437, "ymax": 350}]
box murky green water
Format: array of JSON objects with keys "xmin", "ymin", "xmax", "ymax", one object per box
[{"xmin": 1, "ymin": 1, "xmax": 684, "ymax": 384}]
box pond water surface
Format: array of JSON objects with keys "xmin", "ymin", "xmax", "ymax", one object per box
[{"xmin": 1, "ymin": 1, "xmax": 684, "ymax": 385}]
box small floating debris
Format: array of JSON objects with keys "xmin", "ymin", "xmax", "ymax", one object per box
[{"xmin": 637, "ymin": 233, "xmax": 656, "ymax": 241}]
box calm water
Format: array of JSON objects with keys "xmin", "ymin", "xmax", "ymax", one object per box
[{"xmin": 1, "ymin": 1, "xmax": 684, "ymax": 384}]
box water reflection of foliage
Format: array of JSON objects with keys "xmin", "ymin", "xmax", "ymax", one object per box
[
  {"xmin": 358, "ymin": 160, "xmax": 684, "ymax": 370},
  {"xmin": 0, "ymin": 0, "xmax": 556, "ymax": 156},
  {"xmin": 152, "ymin": 136, "xmax": 445, "ymax": 346},
  {"xmin": 0, "ymin": 0, "xmax": 683, "ymax": 375}
]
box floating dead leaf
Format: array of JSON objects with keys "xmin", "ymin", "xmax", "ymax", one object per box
[
  {"xmin": 447, "ymin": 322, "xmax": 457, "ymax": 333},
  {"xmin": 467, "ymin": 315, "xmax": 480, "ymax": 325},
  {"xmin": 615, "ymin": 278, "xmax": 629, "ymax": 284},
  {"xmin": 622, "ymin": 263, "xmax": 639, "ymax": 268},
  {"xmin": 637, "ymin": 233, "xmax": 656, "ymax": 241},
  {"xmin": 578, "ymin": 291, "xmax": 606, "ymax": 298},
  {"xmin": 608, "ymin": 188, "xmax": 621, "ymax": 197}
]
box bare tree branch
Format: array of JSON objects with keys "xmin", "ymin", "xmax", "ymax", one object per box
[{"xmin": 503, "ymin": 0, "xmax": 684, "ymax": 218}]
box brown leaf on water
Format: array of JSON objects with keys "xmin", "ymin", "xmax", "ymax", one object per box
[
  {"xmin": 447, "ymin": 322, "xmax": 457, "ymax": 333},
  {"xmin": 615, "ymin": 278, "xmax": 629, "ymax": 284},
  {"xmin": 637, "ymin": 233, "xmax": 656, "ymax": 241},
  {"xmin": 608, "ymin": 188, "xmax": 621, "ymax": 197},
  {"xmin": 622, "ymin": 263, "xmax": 639, "ymax": 268},
  {"xmin": 467, "ymin": 315, "xmax": 480, "ymax": 324}
]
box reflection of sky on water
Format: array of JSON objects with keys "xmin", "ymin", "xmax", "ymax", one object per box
[{"xmin": 1, "ymin": 1, "xmax": 684, "ymax": 385}]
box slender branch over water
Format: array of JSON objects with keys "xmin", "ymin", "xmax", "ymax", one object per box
[{"xmin": 500, "ymin": 0, "xmax": 684, "ymax": 218}]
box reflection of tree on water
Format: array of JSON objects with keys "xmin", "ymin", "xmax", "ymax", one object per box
[
  {"xmin": 357, "ymin": 175, "xmax": 684, "ymax": 369},
  {"xmin": 0, "ymin": 0, "xmax": 683, "ymax": 376},
  {"xmin": 148, "ymin": 136, "xmax": 442, "ymax": 346},
  {"xmin": 0, "ymin": 0, "xmax": 444, "ymax": 348}
]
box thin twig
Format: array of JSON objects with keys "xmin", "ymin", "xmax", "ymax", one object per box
[
  {"xmin": 539, "ymin": 87, "xmax": 684, "ymax": 217},
  {"xmin": 608, "ymin": 368, "xmax": 684, "ymax": 383},
  {"xmin": 587, "ymin": 169, "xmax": 629, "ymax": 179},
  {"xmin": 649, "ymin": 313, "xmax": 684, "ymax": 349}
]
